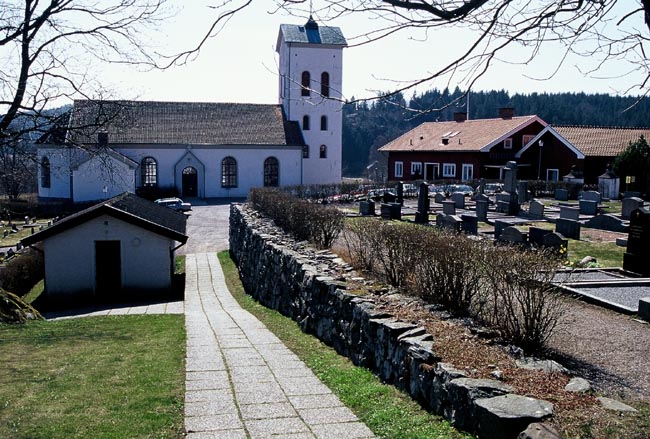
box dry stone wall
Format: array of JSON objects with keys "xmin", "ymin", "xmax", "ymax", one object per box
[{"xmin": 229, "ymin": 204, "xmax": 556, "ymax": 439}]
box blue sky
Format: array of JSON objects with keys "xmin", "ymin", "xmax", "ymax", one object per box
[{"xmin": 100, "ymin": 1, "xmax": 646, "ymax": 105}]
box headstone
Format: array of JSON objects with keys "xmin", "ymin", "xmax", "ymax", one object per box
[
  {"xmin": 442, "ymin": 214, "xmax": 463, "ymax": 233},
  {"xmin": 359, "ymin": 200, "xmax": 375, "ymax": 216},
  {"xmin": 396, "ymin": 181, "xmax": 404, "ymax": 205},
  {"xmin": 622, "ymin": 197, "xmax": 644, "ymax": 220},
  {"xmin": 500, "ymin": 226, "xmax": 526, "ymax": 244},
  {"xmin": 434, "ymin": 192, "xmax": 446, "ymax": 204},
  {"xmin": 555, "ymin": 188, "xmax": 569, "ymax": 201},
  {"xmin": 383, "ymin": 191, "xmax": 396, "ymax": 203},
  {"xmin": 528, "ymin": 227, "xmax": 552, "ymax": 246},
  {"xmin": 579, "ymin": 200, "xmax": 598, "ymax": 216},
  {"xmin": 451, "ymin": 192, "xmax": 465, "ymax": 209},
  {"xmin": 581, "ymin": 191, "xmax": 601, "ymax": 203},
  {"xmin": 2, "ymin": 230, "xmax": 7, "ymax": 238},
  {"xmin": 476, "ymin": 200, "xmax": 488, "ymax": 222},
  {"xmin": 380, "ymin": 203, "xmax": 401, "ymax": 220},
  {"xmin": 24, "ymin": 216, "xmax": 29, "ymax": 225},
  {"xmin": 16, "ymin": 243, "xmax": 22, "ymax": 250},
  {"xmin": 639, "ymin": 297, "xmax": 650, "ymax": 322},
  {"xmin": 542, "ymin": 232, "xmax": 568, "ymax": 254},
  {"xmin": 442, "ymin": 200, "xmax": 456, "ymax": 215},
  {"xmin": 494, "ymin": 220, "xmax": 510, "ymax": 240},
  {"xmin": 477, "ymin": 178, "xmax": 486, "ymax": 195},
  {"xmin": 461, "ymin": 214, "xmax": 478, "ymax": 235},
  {"xmin": 517, "ymin": 181, "xmax": 529, "ymax": 202},
  {"xmin": 559, "ymin": 206, "xmax": 579, "ymax": 221},
  {"xmin": 529, "ymin": 199, "xmax": 545, "ymax": 219},
  {"xmin": 415, "ymin": 182, "xmax": 430, "ymax": 224},
  {"xmin": 501, "ymin": 161, "xmax": 520, "ymax": 215},
  {"xmin": 584, "ymin": 214, "xmax": 628, "ymax": 233},
  {"xmin": 474, "ymin": 193, "xmax": 489, "ymax": 203},
  {"xmin": 623, "ymin": 208, "xmax": 650, "ymax": 276},
  {"xmin": 556, "ymin": 218, "xmax": 581, "ymax": 240}
]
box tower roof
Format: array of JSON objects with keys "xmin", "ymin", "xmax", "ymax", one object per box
[{"xmin": 278, "ymin": 17, "xmax": 347, "ymax": 47}]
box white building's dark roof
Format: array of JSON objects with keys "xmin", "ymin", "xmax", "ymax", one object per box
[
  {"xmin": 22, "ymin": 192, "xmax": 188, "ymax": 246},
  {"xmin": 279, "ymin": 17, "xmax": 347, "ymax": 46},
  {"xmin": 55, "ymin": 100, "xmax": 305, "ymax": 147}
]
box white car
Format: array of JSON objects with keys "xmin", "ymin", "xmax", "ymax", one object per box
[{"xmin": 154, "ymin": 197, "xmax": 192, "ymax": 212}]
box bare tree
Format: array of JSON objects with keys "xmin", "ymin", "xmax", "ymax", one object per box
[{"xmin": 262, "ymin": 1, "xmax": 650, "ymax": 111}]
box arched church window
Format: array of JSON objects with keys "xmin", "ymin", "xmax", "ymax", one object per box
[
  {"xmin": 264, "ymin": 157, "xmax": 279, "ymax": 187},
  {"xmin": 320, "ymin": 115, "xmax": 328, "ymax": 131},
  {"xmin": 41, "ymin": 156, "xmax": 51, "ymax": 188},
  {"xmin": 222, "ymin": 156, "xmax": 238, "ymax": 188},
  {"xmin": 303, "ymin": 145, "xmax": 309, "ymax": 159},
  {"xmin": 303, "ymin": 115, "xmax": 310, "ymax": 130},
  {"xmin": 141, "ymin": 157, "xmax": 157, "ymax": 187},
  {"xmin": 301, "ymin": 71, "xmax": 310, "ymax": 97},
  {"xmin": 319, "ymin": 145, "xmax": 327, "ymax": 159},
  {"xmin": 321, "ymin": 72, "xmax": 330, "ymax": 97}
]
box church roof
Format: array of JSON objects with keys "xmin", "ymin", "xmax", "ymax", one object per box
[
  {"xmin": 60, "ymin": 100, "xmax": 305, "ymax": 147},
  {"xmin": 279, "ymin": 18, "xmax": 347, "ymax": 46},
  {"xmin": 22, "ymin": 192, "xmax": 188, "ymax": 246}
]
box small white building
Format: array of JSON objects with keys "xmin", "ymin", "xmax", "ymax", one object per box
[
  {"xmin": 21, "ymin": 192, "xmax": 188, "ymax": 301},
  {"xmin": 37, "ymin": 18, "xmax": 347, "ymax": 202}
]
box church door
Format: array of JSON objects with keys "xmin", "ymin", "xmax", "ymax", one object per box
[
  {"xmin": 95, "ymin": 240, "xmax": 121, "ymax": 298},
  {"xmin": 182, "ymin": 166, "xmax": 198, "ymax": 197}
]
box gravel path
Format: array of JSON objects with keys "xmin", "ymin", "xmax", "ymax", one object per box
[{"xmin": 549, "ymin": 298, "xmax": 650, "ymax": 400}]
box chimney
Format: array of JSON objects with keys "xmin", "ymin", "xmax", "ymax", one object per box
[
  {"xmin": 499, "ymin": 107, "xmax": 514, "ymax": 119},
  {"xmin": 98, "ymin": 132, "xmax": 108, "ymax": 147},
  {"xmin": 442, "ymin": 137, "xmax": 449, "ymax": 145},
  {"xmin": 453, "ymin": 112, "xmax": 467, "ymax": 123}
]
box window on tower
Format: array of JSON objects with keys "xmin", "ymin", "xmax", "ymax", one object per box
[
  {"xmin": 301, "ymin": 71, "xmax": 310, "ymax": 96},
  {"xmin": 319, "ymin": 145, "xmax": 327, "ymax": 159},
  {"xmin": 320, "ymin": 115, "xmax": 327, "ymax": 131},
  {"xmin": 303, "ymin": 115, "xmax": 310, "ymax": 130},
  {"xmin": 321, "ymin": 72, "xmax": 330, "ymax": 97}
]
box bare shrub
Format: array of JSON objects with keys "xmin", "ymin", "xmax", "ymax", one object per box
[
  {"xmin": 479, "ymin": 246, "xmax": 567, "ymax": 353},
  {"xmin": 0, "ymin": 248, "xmax": 44, "ymax": 296},
  {"xmin": 309, "ymin": 205, "xmax": 344, "ymax": 248},
  {"xmin": 372, "ymin": 222, "xmax": 422, "ymax": 287},
  {"xmin": 342, "ymin": 218, "xmax": 380, "ymax": 272}
]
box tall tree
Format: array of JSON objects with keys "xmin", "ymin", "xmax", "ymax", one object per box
[{"xmin": 613, "ymin": 135, "xmax": 650, "ymax": 193}]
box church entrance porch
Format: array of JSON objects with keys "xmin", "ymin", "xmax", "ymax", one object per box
[{"xmin": 182, "ymin": 166, "xmax": 198, "ymax": 197}]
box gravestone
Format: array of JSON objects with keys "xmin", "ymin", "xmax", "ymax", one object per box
[
  {"xmin": 359, "ymin": 200, "xmax": 375, "ymax": 216},
  {"xmin": 24, "ymin": 216, "xmax": 29, "ymax": 225},
  {"xmin": 581, "ymin": 191, "xmax": 601, "ymax": 203},
  {"xmin": 555, "ymin": 188, "xmax": 569, "ymax": 201},
  {"xmin": 475, "ymin": 193, "xmax": 489, "ymax": 203},
  {"xmin": 2, "ymin": 230, "xmax": 7, "ymax": 238},
  {"xmin": 442, "ymin": 214, "xmax": 463, "ymax": 233},
  {"xmin": 383, "ymin": 191, "xmax": 396, "ymax": 204},
  {"xmin": 451, "ymin": 192, "xmax": 465, "ymax": 209},
  {"xmin": 396, "ymin": 181, "xmax": 404, "ymax": 206},
  {"xmin": 380, "ymin": 203, "xmax": 401, "ymax": 220},
  {"xmin": 434, "ymin": 192, "xmax": 446, "ymax": 204},
  {"xmin": 16, "ymin": 243, "xmax": 22, "ymax": 250},
  {"xmin": 415, "ymin": 182, "xmax": 430, "ymax": 224},
  {"xmin": 529, "ymin": 199, "xmax": 545, "ymax": 219},
  {"xmin": 583, "ymin": 214, "xmax": 628, "ymax": 233},
  {"xmin": 556, "ymin": 218, "xmax": 581, "ymax": 240},
  {"xmin": 622, "ymin": 197, "xmax": 644, "ymax": 220},
  {"xmin": 623, "ymin": 208, "xmax": 650, "ymax": 276},
  {"xmin": 442, "ymin": 200, "xmax": 456, "ymax": 215},
  {"xmin": 560, "ymin": 206, "xmax": 579, "ymax": 221},
  {"xmin": 461, "ymin": 214, "xmax": 478, "ymax": 235},
  {"xmin": 517, "ymin": 181, "xmax": 529, "ymax": 202},
  {"xmin": 579, "ymin": 200, "xmax": 598, "ymax": 216},
  {"xmin": 499, "ymin": 226, "xmax": 526, "ymax": 244},
  {"xmin": 542, "ymin": 232, "xmax": 568, "ymax": 254},
  {"xmin": 477, "ymin": 178, "xmax": 486, "ymax": 195},
  {"xmin": 501, "ymin": 161, "xmax": 520, "ymax": 215},
  {"xmin": 528, "ymin": 226, "xmax": 552, "ymax": 246},
  {"xmin": 476, "ymin": 200, "xmax": 488, "ymax": 222},
  {"xmin": 494, "ymin": 220, "xmax": 510, "ymax": 240}
]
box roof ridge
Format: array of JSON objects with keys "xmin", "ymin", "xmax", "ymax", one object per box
[
  {"xmin": 554, "ymin": 124, "xmax": 650, "ymax": 130},
  {"xmin": 73, "ymin": 99, "xmax": 280, "ymax": 107}
]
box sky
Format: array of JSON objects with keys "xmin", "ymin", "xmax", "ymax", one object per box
[{"xmin": 98, "ymin": 1, "xmax": 647, "ymax": 106}]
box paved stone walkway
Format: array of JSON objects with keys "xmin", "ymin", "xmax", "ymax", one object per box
[
  {"xmin": 184, "ymin": 252, "xmax": 375, "ymax": 439},
  {"xmin": 45, "ymin": 300, "xmax": 183, "ymax": 320}
]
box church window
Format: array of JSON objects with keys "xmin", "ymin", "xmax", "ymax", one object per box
[
  {"xmin": 221, "ymin": 156, "xmax": 238, "ymax": 188},
  {"xmin": 303, "ymin": 115, "xmax": 310, "ymax": 130},
  {"xmin": 303, "ymin": 145, "xmax": 309, "ymax": 158},
  {"xmin": 41, "ymin": 156, "xmax": 51, "ymax": 188},
  {"xmin": 319, "ymin": 145, "xmax": 327, "ymax": 159},
  {"xmin": 320, "ymin": 115, "xmax": 328, "ymax": 131},
  {"xmin": 301, "ymin": 71, "xmax": 310, "ymax": 96},
  {"xmin": 264, "ymin": 157, "xmax": 279, "ymax": 187},
  {"xmin": 141, "ymin": 157, "xmax": 157, "ymax": 187},
  {"xmin": 321, "ymin": 72, "xmax": 330, "ymax": 97}
]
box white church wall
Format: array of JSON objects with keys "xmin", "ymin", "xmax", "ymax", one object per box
[{"xmin": 72, "ymin": 154, "xmax": 136, "ymax": 202}]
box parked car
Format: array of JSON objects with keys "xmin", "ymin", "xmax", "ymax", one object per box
[
  {"xmin": 154, "ymin": 197, "xmax": 192, "ymax": 212},
  {"xmin": 448, "ymin": 184, "xmax": 474, "ymax": 196},
  {"xmin": 483, "ymin": 183, "xmax": 504, "ymax": 195}
]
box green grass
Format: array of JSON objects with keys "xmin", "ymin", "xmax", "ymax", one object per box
[
  {"xmin": 567, "ymin": 239, "xmax": 625, "ymax": 268},
  {"xmin": 175, "ymin": 254, "xmax": 185, "ymax": 274},
  {"xmin": 21, "ymin": 279, "xmax": 44, "ymax": 304},
  {"xmin": 218, "ymin": 251, "xmax": 472, "ymax": 439},
  {"xmin": 0, "ymin": 314, "xmax": 185, "ymax": 439}
]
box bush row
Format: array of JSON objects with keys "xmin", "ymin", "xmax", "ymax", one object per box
[
  {"xmin": 342, "ymin": 219, "xmax": 565, "ymax": 353},
  {"xmin": 249, "ymin": 188, "xmax": 344, "ymax": 248},
  {"xmin": 0, "ymin": 248, "xmax": 44, "ymax": 297}
]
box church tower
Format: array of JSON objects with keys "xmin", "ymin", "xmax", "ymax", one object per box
[{"xmin": 276, "ymin": 17, "xmax": 347, "ymax": 184}]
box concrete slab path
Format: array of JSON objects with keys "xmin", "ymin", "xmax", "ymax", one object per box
[{"xmin": 184, "ymin": 252, "xmax": 375, "ymax": 439}]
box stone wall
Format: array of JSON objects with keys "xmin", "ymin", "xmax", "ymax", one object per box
[{"xmin": 229, "ymin": 204, "xmax": 556, "ymax": 439}]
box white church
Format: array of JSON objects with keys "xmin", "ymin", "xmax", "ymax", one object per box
[{"xmin": 37, "ymin": 18, "xmax": 347, "ymax": 202}]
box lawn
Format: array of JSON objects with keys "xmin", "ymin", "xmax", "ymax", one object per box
[
  {"xmin": 218, "ymin": 251, "xmax": 472, "ymax": 439},
  {"xmin": 0, "ymin": 314, "xmax": 185, "ymax": 439},
  {"xmin": 568, "ymin": 239, "xmax": 625, "ymax": 268}
]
